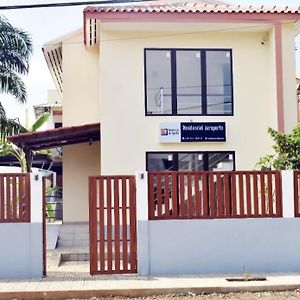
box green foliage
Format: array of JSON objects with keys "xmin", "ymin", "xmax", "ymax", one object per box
[
  {"xmin": 0, "ymin": 112, "xmax": 50, "ymax": 172},
  {"xmin": 30, "ymin": 112, "xmax": 50, "ymax": 132},
  {"xmin": 0, "ymin": 16, "xmax": 33, "ymax": 103},
  {"xmin": 0, "ymin": 140, "xmax": 26, "ymax": 172},
  {"xmin": 257, "ymin": 124, "xmax": 300, "ymax": 170}
]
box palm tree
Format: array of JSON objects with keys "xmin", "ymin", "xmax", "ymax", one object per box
[{"xmin": 0, "ymin": 16, "xmax": 33, "ymax": 138}]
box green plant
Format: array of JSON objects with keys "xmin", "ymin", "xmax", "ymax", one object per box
[
  {"xmin": 0, "ymin": 112, "xmax": 50, "ymax": 172},
  {"xmin": 257, "ymin": 124, "xmax": 300, "ymax": 170},
  {"xmin": 45, "ymin": 186, "xmax": 59, "ymax": 220},
  {"xmin": 0, "ymin": 16, "xmax": 33, "ymax": 138}
]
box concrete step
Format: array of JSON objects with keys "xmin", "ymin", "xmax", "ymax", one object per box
[
  {"xmin": 57, "ymin": 223, "xmax": 89, "ymax": 247},
  {"xmin": 46, "ymin": 224, "xmax": 59, "ymax": 250}
]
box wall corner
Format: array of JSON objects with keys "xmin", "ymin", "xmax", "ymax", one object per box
[{"xmin": 135, "ymin": 171, "xmax": 150, "ymax": 276}]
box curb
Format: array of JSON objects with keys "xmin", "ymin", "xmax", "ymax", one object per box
[{"xmin": 1, "ymin": 284, "xmax": 300, "ymax": 300}]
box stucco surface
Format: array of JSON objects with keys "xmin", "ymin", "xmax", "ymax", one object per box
[
  {"xmin": 145, "ymin": 218, "xmax": 300, "ymax": 275},
  {"xmin": 0, "ymin": 223, "xmax": 43, "ymax": 279}
]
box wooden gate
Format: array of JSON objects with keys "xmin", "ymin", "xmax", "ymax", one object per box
[{"xmin": 89, "ymin": 176, "xmax": 137, "ymax": 275}]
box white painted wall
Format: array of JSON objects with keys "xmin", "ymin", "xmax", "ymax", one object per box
[
  {"xmin": 146, "ymin": 218, "xmax": 300, "ymax": 275},
  {"xmin": 0, "ymin": 172, "xmax": 43, "ymax": 279}
]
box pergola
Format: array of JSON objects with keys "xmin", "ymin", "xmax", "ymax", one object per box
[{"xmin": 8, "ymin": 123, "xmax": 100, "ymax": 171}]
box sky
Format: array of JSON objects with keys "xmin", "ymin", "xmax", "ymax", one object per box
[{"xmin": 1, "ymin": 0, "xmax": 300, "ymax": 123}]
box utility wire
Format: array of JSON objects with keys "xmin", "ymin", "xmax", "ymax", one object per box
[{"xmin": 0, "ymin": 0, "xmax": 146, "ymax": 10}]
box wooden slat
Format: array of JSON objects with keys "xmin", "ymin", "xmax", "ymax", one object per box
[
  {"xmin": 12, "ymin": 176, "xmax": 17, "ymax": 220},
  {"xmin": 194, "ymin": 174, "xmax": 201, "ymax": 218},
  {"xmin": 6, "ymin": 176, "xmax": 11, "ymax": 221},
  {"xmin": 171, "ymin": 173, "xmax": 178, "ymax": 218},
  {"xmin": 216, "ymin": 174, "xmax": 223, "ymax": 217},
  {"xmin": 18, "ymin": 176, "xmax": 24, "ymax": 221},
  {"xmin": 231, "ymin": 174, "xmax": 237, "ymax": 217},
  {"xmin": 209, "ymin": 173, "xmax": 215, "ymax": 218},
  {"xmin": 164, "ymin": 174, "xmax": 170, "ymax": 218},
  {"xmin": 148, "ymin": 174, "xmax": 155, "ymax": 219},
  {"xmin": 99, "ymin": 178, "xmax": 105, "ymax": 273},
  {"xmin": 261, "ymin": 173, "xmax": 266, "ymax": 216},
  {"xmin": 121, "ymin": 178, "xmax": 128, "ymax": 271},
  {"xmin": 88, "ymin": 177, "xmax": 97, "ymax": 275},
  {"xmin": 0, "ymin": 176, "xmax": 4, "ymax": 221},
  {"xmin": 179, "ymin": 174, "xmax": 185, "ymax": 217},
  {"xmin": 156, "ymin": 175, "xmax": 162, "ymax": 218},
  {"xmin": 187, "ymin": 174, "xmax": 193, "ymax": 218},
  {"xmin": 25, "ymin": 174, "xmax": 31, "ymax": 222},
  {"xmin": 114, "ymin": 178, "xmax": 120, "ymax": 272},
  {"xmin": 89, "ymin": 175, "xmax": 137, "ymax": 275},
  {"xmin": 202, "ymin": 173, "xmax": 208, "ymax": 218},
  {"xmin": 275, "ymin": 172, "xmax": 282, "ymax": 217},
  {"xmin": 147, "ymin": 171, "xmax": 283, "ymax": 220},
  {"xmin": 294, "ymin": 171, "xmax": 300, "ymax": 217},
  {"xmin": 253, "ymin": 173, "xmax": 259, "ymax": 217},
  {"xmin": 267, "ymin": 172, "xmax": 273, "ymax": 216},
  {"xmin": 0, "ymin": 174, "xmax": 31, "ymax": 223},
  {"xmin": 106, "ymin": 178, "xmax": 113, "ymax": 273},
  {"xmin": 246, "ymin": 173, "xmax": 252, "ymax": 217},
  {"xmin": 129, "ymin": 176, "xmax": 137, "ymax": 272},
  {"xmin": 238, "ymin": 173, "xmax": 244, "ymax": 216},
  {"xmin": 224, "ymin": 174, "xmax": 230, "ymax": 217}
]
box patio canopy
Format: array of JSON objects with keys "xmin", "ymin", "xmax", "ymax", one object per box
[{"xmin": 8, "ymin": 123, "xmax": 100, "ymax": 151}]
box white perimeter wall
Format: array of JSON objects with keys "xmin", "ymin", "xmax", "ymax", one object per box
[
  {"xmin": 139, "ymin": 218, "xmax": 300, "ymax": 276},
  {"xmin": 0, "ymin": 173, "xmax": 43, "ymax": 279},
  {"xmin": 136, "ymin": 170, "xmax": 300, "ymax": 276},
  {"xmin": 0, "ymin": 223, "xmax": 43, "ymax": 278}
]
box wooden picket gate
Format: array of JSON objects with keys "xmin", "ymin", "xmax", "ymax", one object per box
[{"xmin": 89, "ymin": 175, "xmax": 137, "ymax": 275}]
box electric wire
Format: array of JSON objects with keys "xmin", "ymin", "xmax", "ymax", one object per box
[{"xmin": 0, "ymin": 0, "xmax": 147, "ymax": 10}]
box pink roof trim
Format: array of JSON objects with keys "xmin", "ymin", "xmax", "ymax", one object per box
[{"xmin": 84, "ymin": 2, "xmax": 300, "ymax": 15}]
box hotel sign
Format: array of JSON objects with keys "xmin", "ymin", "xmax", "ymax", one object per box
[{"xmin": 159, "ymin": 122, "xmax": 226, "ymax": 143}]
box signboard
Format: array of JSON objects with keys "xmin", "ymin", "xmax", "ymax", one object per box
[{"xmin": 159, "ymin": 122, "xmax": 226, "ymax": 143}]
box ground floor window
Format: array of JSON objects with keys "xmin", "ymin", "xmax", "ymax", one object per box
[{"xmin": 146, "ymin": 151, "xmax": 235, "ymax": 172}]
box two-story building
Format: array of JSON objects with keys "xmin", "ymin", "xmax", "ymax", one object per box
[{"xmin": 10, "ymin": 0, "xmax": 300, "ymax": 227}]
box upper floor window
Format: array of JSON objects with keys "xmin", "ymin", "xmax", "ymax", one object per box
[{"xmin": 145, "ymin": 49, "xmax": 233, "ymax": 116}]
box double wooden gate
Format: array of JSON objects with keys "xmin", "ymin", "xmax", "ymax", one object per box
[{"xmin": 89, "ymin": 176, "xmax": 137, "ymax": 275}]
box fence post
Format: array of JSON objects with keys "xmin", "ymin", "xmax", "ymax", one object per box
[
  {"xmin": 30, "ymin": 172, "xmax": 43, "ymax": 223},
  {"xmin": 29, "ymin": 171, "xmax": 43, "ymax": 278},
  {"xmin": 281, "ymin": 170, "xmax": 295, "ymax": 218},
  {"xmin": 135, "ymin": 171, "xmax": 149, "ymax": 276}
]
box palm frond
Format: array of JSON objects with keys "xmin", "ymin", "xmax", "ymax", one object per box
[
  {"xmin": 0, "ymin": 66, "xmax": 27, "ymax": 103},
  {"xmin": 0, "ymin": 48, "xmax": 29, "ymax": 75},
  {"xmin": 0, "ymin": 16, "xmax": 32, "ymax": 64},
  {"xmin": 0, "ymin": 103, "xmax": 26, "ymax": 141}
]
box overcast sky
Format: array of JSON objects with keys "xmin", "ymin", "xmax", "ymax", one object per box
[{"xmin": 1, "ymin": 0, "xmax": 300, "ymax": 123}]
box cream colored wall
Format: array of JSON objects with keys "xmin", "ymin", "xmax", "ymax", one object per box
[
  {"xmin": 61, "ymin": 33, "xmax": 101, "ymax": 222},
  {"xmin": 63, "ymin": 141, "xmax": 100, "ymax": 222},
  {"xmin": 281, "ymin": 22, "xmax": 298, "ymax": 132},
  {"xmin": 99, "ymin": 25, "xmax": 297, "ymax": 174},
  {"xmin": 62, "ymin": 33, "xmax": 100, "ymax": 126}
]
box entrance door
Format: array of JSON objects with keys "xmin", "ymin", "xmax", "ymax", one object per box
[{"xmin": 89, "ymin": 175, "xmax": 137, "ymax": 275}]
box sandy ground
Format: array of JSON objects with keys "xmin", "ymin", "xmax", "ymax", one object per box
[{"xmin": 71, "ymin": 290, "xmax": 300, "ymax": 299}]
